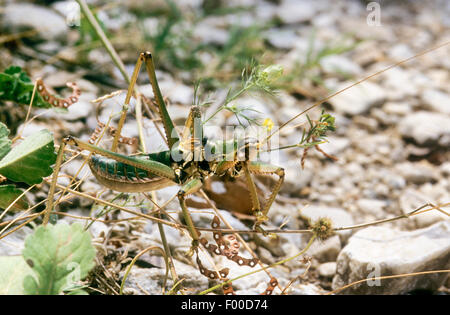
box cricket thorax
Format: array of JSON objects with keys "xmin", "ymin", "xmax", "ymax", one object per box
[{"xmin": 172, "ymin": 136, "xmax": 261, "ymax": 181}]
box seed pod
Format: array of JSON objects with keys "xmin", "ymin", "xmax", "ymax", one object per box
[
  {"xmin": 36, "ymin": 78, "xmax": 80, "ymax": 108},
  {"xmin": 261, "ymin": 277, "xmax": 278, "ymax": 295}
]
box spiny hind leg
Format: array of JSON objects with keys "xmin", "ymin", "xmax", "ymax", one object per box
[
  {"xmin": 112, "ymin": 51, "xmax": 180, "ymax": 152},
  {"xmin": 111, "ymin": 53, "xmax": 145, "ymax": 152}
]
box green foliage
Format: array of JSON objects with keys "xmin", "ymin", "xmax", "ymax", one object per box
[
  {"xmin": 279, "ymin": 32, "xmax": 360, "ymax": 92},
  {"xmin": 0, "ymin": 256, "xmax": 34, "ymax": 295},
  {"xmin": 273, "ymin": 109, "xmax": 337, "ymax": 153},
  {"xmin": 203, "ymin": 63, "xmax": 284, "ymax": 126},
  {"xmin": 0, "ymin": 129, "xmax": 56, "ymax": 185},
  {"xmin": 77, "ymin": 8, "xmax": 110, "ymax": 46},
  {"xmin": 0, "ymin": 122, "xmax": 11, "ymax": 160},
  {"xmin": 0, "ymin": 124, "xmax": 55, "ymax": 211},
  {"xmin": 22, "ymin": 223, "xmax": 96, "ymax": 295},
  {"xmin": 0, "ymin": 185, "xmax": 29, "ymax": 211},
  {"xmin": 216, "ymin": 25, "xmax": 268, "ymax": 73},
  {"xmin": 198, "ymin": 24, "xmax": 270, "ymax": 90},
  {"xmin": 299, "ymin": 110, "xmax": 336, "ymax": 148},
  {"xmin": 0, "ymin": 66, "xmax": 52, "ymax": 108},
  {"xmin": 253, "ymin": 64, "xmax": 284, "ymax": 92},
  {"xmin": 200, "ymin": 2, "xmax": 269, "ymax": 76},
  {"xmin": 0, "ymin": 223, "xmax": 96, "ymax": 295},
  {"xmin": 201, "ymin": 0, "xmax": 254, "ymax": 16},
  {"xmin": 140, "ymin": 0, "xmax": 202, "ymax": 72},
  {"xmin": 78, "ymin": 1, "xmax": 270, "ymax": 85}
]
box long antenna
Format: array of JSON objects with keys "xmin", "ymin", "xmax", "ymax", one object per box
[{"xmin": 263, "ymin": 40, "xmax": 450, "ymax": 144}]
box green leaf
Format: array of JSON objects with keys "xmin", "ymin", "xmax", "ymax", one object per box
[
  {"xmin": 0, "ymin": 129, "xmax": 56, "ymax": 185},
  {"xmin": 0, "ymin": 66, "xmax": 52, "ymax": 108},
  {"xmin": 0, "ymin": 185, "xmax": 29, "ymax": 211},
  {"xmin": 0, "ymin": 256, "xmax": 34, "ymax": 295},
  {"xmin": 22, "ymin": 223, "xmax": 96, "ymax": 295},
  {"xmin": 0, "ymin": 122, "xmax": 11, "ymax": 160},
  {"xmin": 65, "ymin": 288, "xmax": 89, "ymax": 295},
  {"xmin": 4, "ymin": 66, "xmax": 32, "ymax": 82}
]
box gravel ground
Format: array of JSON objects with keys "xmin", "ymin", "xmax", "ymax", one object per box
[{"xmin": 0, "ymin": 0, "xmax": 449, "ymax": 295}]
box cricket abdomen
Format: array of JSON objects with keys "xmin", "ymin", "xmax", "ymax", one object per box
[{"xmin": 88, "ymin": 154, "xmax": 176, "ymax": 193}]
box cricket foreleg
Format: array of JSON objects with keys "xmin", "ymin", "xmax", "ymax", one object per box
[
  {"xmin": 241, "ymin": 161, "xmax": 263, "ymax": 221},
  {"xmin": 177, "ymin": 178, "xmax": 203, "ymax": 255},
  {"xmin": 247, "ymin": 162, "xmax": 285, "ymax": 233},
  {"xmin": 179, "ymin": 105, "xmax": 203, "ymax": 161}
]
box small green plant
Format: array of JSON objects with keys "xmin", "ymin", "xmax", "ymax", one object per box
[
  {"xmin": 0, "ymin": 65, "xmax": 81, "ymax": 210},
  {"xmin": 214, "ymin": 25, "xmax": 269, "ymax": 76},
  {"xmin": 270, "ymin": 109, "xmax": 336, "ymax": 150},
  {"xmin": 139, "ymin": 0, "xmax": 202, "ymax": 73},
  {"xmin": 0, "ymin": 122, "xmax": 56, "ymax": 211},
  {"xmin": 0, "ymin": 122, "xmax": 11, "ymax": 160},
  {"xmin": 0, "ymin": 184, "xmax": 29, "ymax": 211},
  {"xmin": 300, "ymin": 110, "xmax": 336, "ymax": 148},
  {"xmin": 0, "ymin": 223, "xmax": 96, "ymax": 295},
  {"xmin": 263, "ymin": 109, "xmax": 337, "ymax": 169},
  {"xmin": 0, "ymin": 128, "xmax": 56, "ymax": 186},
  {"xmin": 76, "ymin": 7, "xmax": 110, "ymax": 46},
  {"xmin": 0, "ymin": 66, "xmax": 52, "ymax": 108},
  {"xmin": 278, "ymin": 31, "xmax": 360, "ymax": 95},
  {"xmin": 203, "ymin": 63, "xmax": 284, "ymax": 126}
]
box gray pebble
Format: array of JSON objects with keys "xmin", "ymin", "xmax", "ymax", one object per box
[{"xmin": 332, "ymin": 221, "xmax": 450, "ymax": 294}]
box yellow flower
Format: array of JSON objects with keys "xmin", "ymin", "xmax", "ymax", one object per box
[
  {"xmin": 263, "ymin": 118, "xmax": 274, "ymax": 131},
  {"xmin": 268, "ymin": 233, "xmax": 278, "ymax": 240}
]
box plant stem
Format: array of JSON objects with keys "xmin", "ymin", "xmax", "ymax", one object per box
[
  {"xmin": 119, "ymin": 245, "xmax": 168, "ymax": 295},
  {"xmin": 43, "ymin": 142, "xmax": 67, "ymax": 225},
  {"xmin": 76, "ymin": 0, "xmax": 130, "ymax": 84},
  {"xmin": 203, "ymin": 82, "xmax": 255, "ymax": 124},
  {"xmin": 146, "ymin": 192, "xmax": 180, "ymax": 294}
]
